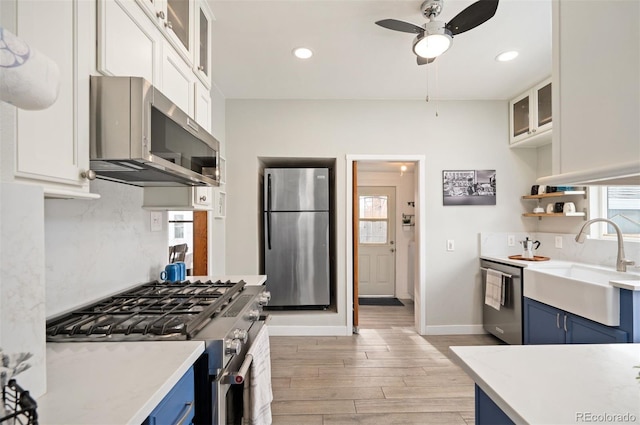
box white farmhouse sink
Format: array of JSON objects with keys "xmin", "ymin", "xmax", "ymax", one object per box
[{"xmin": 524, "ymin": 264, "xmax": 639, "ymax": 326}]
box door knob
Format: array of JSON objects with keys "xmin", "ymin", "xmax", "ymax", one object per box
[
  {"xmin": 390, "ymin": 248, "xmax": 395, "ymax": 253},
  {"xmin": 390, "ymin": 241, "xmax": 394, "ymax": 245}
]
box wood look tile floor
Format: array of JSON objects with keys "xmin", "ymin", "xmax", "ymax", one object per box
[{"xmin": 269, "ymin": 299, "xmax": 502, "ymax": 425}]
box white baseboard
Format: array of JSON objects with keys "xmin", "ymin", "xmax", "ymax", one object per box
[
  {"xmin": 267, "ymin": 325, "xmax": 351, "ymax": 336},
  {"xmin": 424, "ymin": 324, "xmax": 487, "ymax": 335}
]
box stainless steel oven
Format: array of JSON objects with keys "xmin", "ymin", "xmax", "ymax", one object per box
[
  {"xmin": 46, "ymin": 279, "xmax": 271, "ymax": 425},
  {"xmin": 481, "ymin": 259, "xmax": 524, "ymax": 345}
]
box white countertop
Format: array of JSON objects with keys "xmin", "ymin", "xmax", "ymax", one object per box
[
  {"xmin": 481, "ymin": 256, "xmax": 640, "ymax": 291},
  {"xmin": 38, "ymin": 341, "xmax": 204, "ymax": 425},
  {"xmin": 451, "ymin": 344, "xmax": 640, "ymax": 425}
]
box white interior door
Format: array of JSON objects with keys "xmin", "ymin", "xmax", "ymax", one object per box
[{"xmin": 357, "ymin": 187, "xmax": 396, "ymax": 296}]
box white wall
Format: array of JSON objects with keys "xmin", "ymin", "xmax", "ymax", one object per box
[
  {"xmin": 45, "ymin": 180, "xmax": 168, "ymax": 318},
  {"xmin": 225, "ymin": 99, "xmax": 538, "ymax": 334},
  {"xmin": 358, "ymin": 170, "xmax": 415, "ymax": 300}
]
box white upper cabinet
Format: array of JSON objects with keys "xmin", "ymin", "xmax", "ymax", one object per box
[
  {"xmin": 7, "ymin": 0, "xmax": 98, "ymax": 199},
  {"xmin": 136, "ymin": 0, "xmax": 194, "ymax": 66},
  {"xmin": 546, "ymin": 0, "xmax": 640, "ymax": 183},
  {"xmin": 194, "ymin": 0, "xmax": 213, "ymax": 87},
  {"xmin": 97, "ymin": 0, "xmax": 161, "ymax": 85},
  {"xmin": 509, "ymin": 77, "xmax": 552, "ymax": 148}
]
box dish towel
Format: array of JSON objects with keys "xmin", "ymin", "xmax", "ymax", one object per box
[
  {"xmin": 0, "ymin": 27, "xmax": 60, "ymax": 110},
  {"xmin": 485, "ymin": 268, "xmax": 504, "ymax": 311},
  {"xmin": 246, "ymin": 325, "xmax": 273, "ymax": 425}
]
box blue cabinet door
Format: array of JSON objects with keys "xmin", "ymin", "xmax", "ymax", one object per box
[
  {"xmin": 524, "ymin": 298, "xmax": 566, "ymax": 344},
  {"xmin": 144, "ymin": 367, "xmax": 195, "ymax": 425},
  {"xmin": 567, "ymin": 314, "xmax": 628, "ymax": 344}
]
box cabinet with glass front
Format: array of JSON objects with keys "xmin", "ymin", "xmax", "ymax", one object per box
[{"xmin": 510, "ymin": 78, "xmax": 552, "ymax": 147}]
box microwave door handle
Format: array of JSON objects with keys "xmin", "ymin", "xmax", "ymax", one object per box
[{"xmin": 267, "ymin": 174, "xmax": 272, "ymax": 250}]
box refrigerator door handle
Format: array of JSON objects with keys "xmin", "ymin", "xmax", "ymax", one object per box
[{"xmin": 267, "ymin": 174, "xmax": 272, "ymax": 250}]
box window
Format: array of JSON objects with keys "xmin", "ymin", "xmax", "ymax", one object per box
[
  {"xmin": 359, "ymin": 195, "xmax": 389, "ymax": 244},
  {"xmin": 590, "ymin": 186, "xmax": 640, "ymax": 239},
  {"xmin": 168, "ymin": 211, "xmax": 194, "ymax": 254}
]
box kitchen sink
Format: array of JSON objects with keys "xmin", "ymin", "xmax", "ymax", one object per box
[{"xmin": 523, "ymin": 264, "xmax": 640, "ymax": 326}]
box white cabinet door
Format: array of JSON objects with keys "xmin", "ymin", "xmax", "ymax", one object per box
[
  {"xmin": 161, "ymin": 45, "xmax": 194, "ymax": 116},
  {"xmin": 194, "ymin": 0, "xmax": 212, "ymax": 87},
  {"xmin": 13, "ymin": 0, "xmax": 96, "ymax": 198},
  {"xmin": 509, "ymin": 77, "xmax": 552, "ymax": 148},
  {"xmin": 195, "ymin": 81, "xmax": 211, "ymax": 132},
  {"xmin": 554, "ymin": 0, "xmax": 639, "ymax": 176},
  {"xmin": 97, "ymin": 0, "xmax": 161, "ymax": 85},
  {"xmin": 135, "ymin": 0, "xmax": 194, "ymax": 66}
]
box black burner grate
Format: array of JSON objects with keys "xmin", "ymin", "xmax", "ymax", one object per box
[{"xmin": 46, "ymin": 280, "xmax": 246, "ymax": 341}]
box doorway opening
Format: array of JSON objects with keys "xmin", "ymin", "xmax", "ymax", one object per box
[
  {"xmin": 348, "ymin": 155, "xmax": 426, "ymax": 334},
  {"xmin": 167, "ymin": 210, "xmax": 208, "ymax": 276}
]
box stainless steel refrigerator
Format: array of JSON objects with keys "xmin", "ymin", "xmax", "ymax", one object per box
[{"xmin": 263, "ymin": 168, "xmax": 331, "ymax": 307}]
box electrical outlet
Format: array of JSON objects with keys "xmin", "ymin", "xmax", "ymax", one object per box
[
  {"xmin": 555, "ymin": 236, "xmax": 563, "ymax": 249},
  {"xmin": 507, "ymin": 235, "xmax": 515, "ymax": 246},
  {"xmin": 150, "ymin": 211, "xmax": 163, "ymax": 232},
  {"xmin": 446, "ymin": 240, "xmax": 455, "ymax": 251}
]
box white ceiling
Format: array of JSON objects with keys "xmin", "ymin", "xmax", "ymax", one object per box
[{"xmin": 208, "ymin": 0, "xmax": 552, "ymax": 101}]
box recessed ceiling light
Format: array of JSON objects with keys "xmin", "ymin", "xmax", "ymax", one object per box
[
  {"xmin": 293, "ymin": 47, "xmax": 313, "ymax": 59},
  {"xmin": 496, "ymin": 51, "xmax": 519, "ymax": 62}
]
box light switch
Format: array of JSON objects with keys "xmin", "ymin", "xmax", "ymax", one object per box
[
  {"xmin": 150, "ymin": 211, "xmax": 163, "ymax": 232},
  {"xmin": 446, "ymin": 240, "xmax": 455, "ymax": 251},
  {"xmin": 508, "ymin": 235, "xmax": 515, "ymax": 246}
]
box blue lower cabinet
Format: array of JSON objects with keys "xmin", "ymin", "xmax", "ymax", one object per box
[
  {"xmin": 523, "ymin": 297, "xmax": 566, "ymax": 344},
  {"xmin": 475, "ymin": 385, "xmax": 515, "ymax": 425},
  {"xmin": 144, "ymin": 367, "xmax": 195, "ymax": 425},
  {"xmin": 524, "ymin": 298, "xmax": 628, "ymax": 345},
  {"xmin": 567, "ymin": 314, "xmax": 628, "ymax": 343}
]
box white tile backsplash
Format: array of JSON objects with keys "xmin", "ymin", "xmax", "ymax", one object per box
[
  {"xmin": 0, "ymin": 182, "xmax": 46, "ymax": 398},
  {"xmin": 44, "ymin": 180, "xmax": 168, "ymax": 318},
  {"xmin": 481, "ymin": 231, "xmax": 640, "ymax": 268}
]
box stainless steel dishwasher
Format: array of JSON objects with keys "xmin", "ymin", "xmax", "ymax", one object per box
[{"xmin": 481, "ymin": 259, "xmax": 524, "ymax": 345}]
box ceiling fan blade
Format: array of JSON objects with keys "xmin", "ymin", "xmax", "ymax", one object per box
[
  {"xmin": 417, "ymin": 56, "xmax": 436, "ymax": 66},
  {"xmin": 375, "ymin": 19, "xmax": 424, "ymax": 34},
  {"xmin": 445, "ymin": 0, "xmax": 499, "ymax": 36}
]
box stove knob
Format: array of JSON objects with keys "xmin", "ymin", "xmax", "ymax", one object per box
[
  {"xmin": 258, "ymin": 291, "xmax": 271, "ymax": 306},
  {"xmin": 225, "ymin": 339, "xmax": 242, "ymax": 355},
  {"xmin": 233, "ymin": 329, "xmax": 249, "ymax": 343},
  {"xmin": 247, "ymin": 309, "xmax": 260, "ymax": 321}
]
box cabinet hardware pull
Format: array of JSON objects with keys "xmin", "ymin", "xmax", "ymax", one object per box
[
  {"xmin": 175, "ymin": 401, "xmax": 194, "ymax": 425},
  {"xmin": 563, "ymin": 315, "xmax": 568, "ymax": 332},
  {"xmin": 156, "ymin": 11, "xmax": 165, "ymax": 19},
  {"xmin": 80, "ymin": 170, "xmax": 96, "ymax": 180},
  {"xmin": 198, "ymin": 65, "xmax": 205, "ymax": 71},
  {"xmin": 165, "ymin": 20, "xmax": 173, "ymax": 29},
  {"xmin": 556, "ymin": 313, "xmax": 560, "ymax": 329},
  {"xmin": 199, "ymin": 196, "xmax": 207, "ymax": 202}
]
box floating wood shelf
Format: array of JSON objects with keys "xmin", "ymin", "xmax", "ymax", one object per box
[{"xmin": 521, "ymin": 190, "xmax": 586, "ymax": 200}]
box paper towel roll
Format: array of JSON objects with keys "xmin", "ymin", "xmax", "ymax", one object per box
[{"xmin": 0, "ymin": 27, "xmax": 60, "ymax": 110}]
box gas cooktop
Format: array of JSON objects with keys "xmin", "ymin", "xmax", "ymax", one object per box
[{"xmin": 46, "ymin": 279, "xmax": 247, "ymax": 342}]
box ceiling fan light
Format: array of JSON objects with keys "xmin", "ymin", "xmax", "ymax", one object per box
[{"xmin": 413, "ymin": 31, "xmax": 452, "ymax": 58}]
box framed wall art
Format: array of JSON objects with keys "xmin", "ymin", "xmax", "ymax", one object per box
[{"xmin": 442, "ymin": 170, "xmax": 496, "ymax": 206}]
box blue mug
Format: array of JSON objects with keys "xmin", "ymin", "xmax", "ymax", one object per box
[
  {"xmin": 160, "ymin": 263, "xmax": 180, "ymax": 282},
  {"xmin": 175, "ymin": 262, "xmax": 186, "ymax": 280}
]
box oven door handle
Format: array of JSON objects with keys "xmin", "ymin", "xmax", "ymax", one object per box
[{"xmin": 226, "ymin": 353, "xmax": 254, "ymax": 385}]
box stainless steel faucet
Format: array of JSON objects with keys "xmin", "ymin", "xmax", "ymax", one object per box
[{"xmin": 575, "ymin": 218, "xmax": 636, "ymax": 272}]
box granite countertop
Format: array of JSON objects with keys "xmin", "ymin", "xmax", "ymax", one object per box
[
  {"xmin": 451, "ymin": 343, "xmax": 640, "ymax": 425},
  {"xmin": 37, "ymin": 341, "xmax": 204, "ymax": 425}
]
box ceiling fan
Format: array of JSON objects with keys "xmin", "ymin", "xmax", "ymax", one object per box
[{"xmin": 376, "ymin": 0, "xmax": 499, "ymax": 65}]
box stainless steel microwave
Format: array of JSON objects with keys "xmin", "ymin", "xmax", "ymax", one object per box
[{"xmin": 89, "ymin": 76, "xmax": 220, "ymax": 187}]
